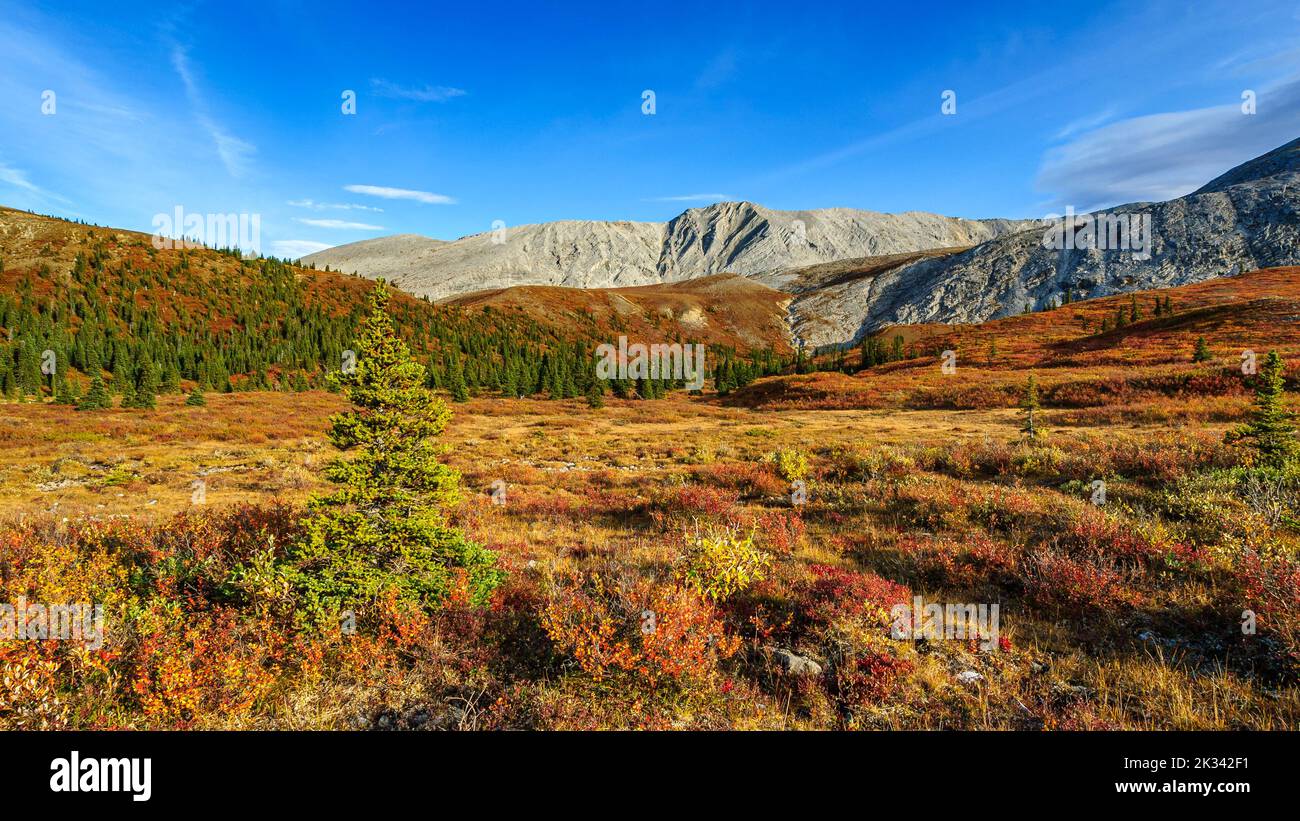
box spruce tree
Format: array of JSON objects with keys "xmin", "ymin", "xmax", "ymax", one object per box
[
  {"xmin": 1227, "ymin": 351, "xmax": 1297, "ymax": 468},
  {"xmin": 448, "ymin": 361, "xmax": 470, "ymax": 403},
  {"xmin": 53, "ymin": 375, "xmax": 79, "ymax": 405},
  {"xmin": 131, "ymin": 362, "xmax": 158, "ymax": 409},
  {"xmin": 586, "ymin": 379, "xmax": 605, "ymax": 408},
  {"xmin": 186, "ymin": 385, "xmax": 207, "ymax": 406},
  {"xmin": 289, "ymin": 281, "xmax": 502, "ymax": 626},
  {"xmin": 1020, "ymin": 374, "xmax": 1041, "ymax": 440},
  {"xmin": 77, "ymin": 375, "xmax": 111, "ymax": 410},
  {"xmin": 1193, "ymin": 337, "xmax": 1212, "ymax": 363}
]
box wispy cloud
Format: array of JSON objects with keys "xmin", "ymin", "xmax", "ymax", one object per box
[
  {"xmin": 287, "ymin": 198, "xmax": 383, "ymax": 212},
  {"xmin": 645, "ymin": 193, "xmax": 732, "ymax": 202},
  {"xmin": 171, "ymin": 46, "xmax": 255, "ymax": 177},
  {"xmin": 0, "ymin": 160, "xmax": 44, "ymax": 194},
  {"xmin": 1036, "ymin": 75, "xmax": 1300, "ymax": 211},
  {"xmin": 370, "ymin": 78, "xmax": 467, "ymax": 103},
  {"xmin": 751, "ymin": 73, "xmax": 1051, "ymax": 187},
  {"xmin": 694, "ymin": 49, "xmax": 738, "ymax": 91},
  {"xmin": 344, "ymin": 184, "xmax": 455, "ymax": 204},
  {"xmin": 1053, "ymin": 108, "xmax": 1118, "ymax": 141},
  {"xmin": 294, "ymin": 218, "xmax": 385, "ymax": 230},
  {"xmin": 271, "ymin": 240, "xmax": 333, "ymax": 258}
]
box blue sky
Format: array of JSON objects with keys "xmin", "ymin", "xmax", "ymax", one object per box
[{"xmin": 1, "ymin": 0, "xmax": 1298, "ymax": 258}]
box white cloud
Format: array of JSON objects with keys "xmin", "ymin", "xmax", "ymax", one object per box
[
  {"xmin": 370, "ymin": 78, "xmax": 466, "ymax": 103},
  {"xmin": 1036, "ymin": 76, "xmax": 1300, "ymax": 211},
  {"xmin": 1053, "ymin": 108, "xmax": 1118, "ymax": 141},
  {"xmin": 294, "ymin": 218, "xmax": 385, "ymax": 230},
  {"xmin": 344, "ymin": 184, "xmax": 455, "ymax": 204},
  {"xmin": 271, "ymin": 240, "xmax": 332, "ymax": 259},
  {"xmin": 0, "ymin": 161, "xmax": 42, "ymax": 193},
  {"xmin": 287, "ymin": 198, "xmax": 383, "ymax": 212},
  {"xmin": 171, "ymin": 46, "xmax": 255, "ymax": 178},
  {"xmin": 645, "ymin": 193, "xmax": 732, "ymax": 202}
]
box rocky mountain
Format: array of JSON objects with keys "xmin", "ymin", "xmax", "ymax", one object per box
[
  {"xmin": 807, "ymin": 137, "xmax": 1300, "ymax": 346},
  {"xmin": 301, "ymin": 201, "xmax": 1033, "ymax": 301},
  {"xmin": 303, "ymin": 138, "xmax": 1300, "ymax": 351},
  {"xmin": 304, "ymin": 233, "xmax": 447, "ymax": 278}
]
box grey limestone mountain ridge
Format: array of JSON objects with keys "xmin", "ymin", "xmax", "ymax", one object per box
[
  {"xmin": 814, "ymin": 136, "xmax": 1300, "ymax": 347},
  {"xmin": 303, "ymin": 137, "xmax": 1300, "ymax": 348},
  {"xmin": 302, "ymin": 201, "xmax": 1035, "ymax": 300}
]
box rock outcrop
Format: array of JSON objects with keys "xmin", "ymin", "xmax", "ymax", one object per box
[{"xmin": 840, "ymin": 137, "xmax": 1300, "ymax": 342}]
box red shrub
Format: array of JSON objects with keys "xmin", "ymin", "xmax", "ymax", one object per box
[
  {"xmin": 1027, "ymin": 551, "xmax": 1134, "ymax": 613},
  {"xmin": 834, "ymin": 651, "xmax": 915, "ymax": 707},
  {"xmin": 1238, "ymin": 552, "xmax": 1300, "ymax": 663},
  {"xmin": 799, "ymin": 564, "xmax": 911, "ymax": 631}
]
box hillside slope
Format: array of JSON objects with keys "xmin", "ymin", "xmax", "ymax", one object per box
[
  {"xmin": 0, "ymin": 207, "xmax": 615, "ymax": 400},
  {"xmin": 727, "ymin": 265, "xmax": 1300, "ymax": 411},
  {"xmin": 448, "ymin": 273, "xmax": 794, "ymax": 354}
]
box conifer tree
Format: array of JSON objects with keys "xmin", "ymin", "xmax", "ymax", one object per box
[
  {"xmin": 586, "ymin": 379, "xmax": 605, "ymax": 408},
  {"xmin": 53, "ymin": 375, "xmax": 79, "ymax": 405},
  {"xmin": 110, "ymin": 356, "xmax": 129, "ymax": 396},
  {"xmin": 130, "ymin": 362, "xmax": 158, "ymax": 409},
  {"xmin": 448, "ymin": 359, "xmax": 470, "ymax": 403},
  {"xmin": 289, "ymin": 281, "xmax": 502, "ymax": 625},
  {"xmin": 1193, "ymin": 337, "xmax": 1212, "ymax": 363},
  {"xmin": 77, "ymin": 375, "xmax": 111, "ymax": 410},
  {"xmin": 186, "ymin": 385, "xmax": 207, "ymax": 406},
  {"xmin": 1227, "ymin": 351, "xmax": 1297, "ymax": 468},
  {"xmin": 1020, "ymin": 374, "xmax": 1041, "ymax": 440}
]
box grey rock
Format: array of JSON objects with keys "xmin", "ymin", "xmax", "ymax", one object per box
[{"xmin": 767, "ymin": 647, "xmax": 823, "ymax": 677}]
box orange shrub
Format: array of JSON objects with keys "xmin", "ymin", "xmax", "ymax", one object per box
[
  {"xmin": 541, "ymin": 571, "xmax": 739, "ymax": 693},
  {"xmin": 129, "ymin": 607, "xmax": 282, "ymax": 725}
]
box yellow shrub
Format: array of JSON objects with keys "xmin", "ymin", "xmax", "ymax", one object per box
[
  {"xmin": 772, "ymin": 448, "xmax": 810, "ymax": 483},
  {"xmin": 678, "ymin": 527, "xmax": 772, "ymax": 602}
]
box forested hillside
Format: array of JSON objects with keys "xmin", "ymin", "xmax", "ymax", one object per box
[{"xmin": 0, "ymin": 208, "xmax": 780, "ymax": 404}]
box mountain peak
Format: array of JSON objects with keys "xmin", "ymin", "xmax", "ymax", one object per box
[{"xmin": 1194, "ymin": 136, "xmax": 1300, "ymax": 194}]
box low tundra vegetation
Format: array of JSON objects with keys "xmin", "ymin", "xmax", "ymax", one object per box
[
  {"xmin": 1, "ymin": 283, "xmax": 1298, "ymax": 730},
  {"xmin": 3, "ymin": 412, "xmax": 1297, "ymax": 729}
]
